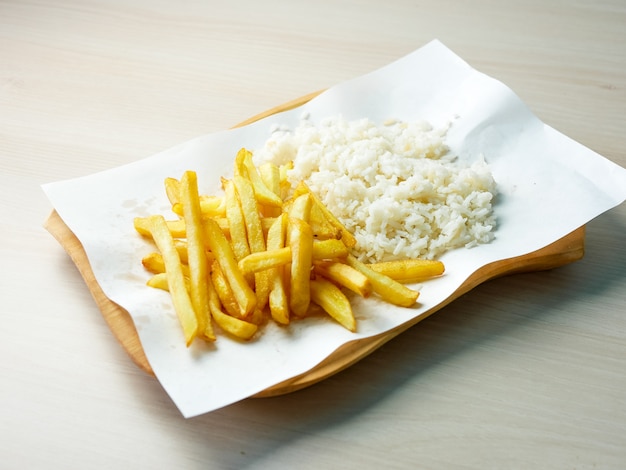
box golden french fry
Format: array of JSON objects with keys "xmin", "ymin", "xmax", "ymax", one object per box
[
  {"xmin": 145, "ymin": 215, "xmax": 198, "ymax": 346},
  {"xmin": 233, "ymin": 175, "xmax": 265, "ymax": 253},
  {"xmin": 314, "ymin": 261, "xmax": 372, "ymax": 298},
  {"xmin": 204, "ymin": 217, "xmax": 257, "ymax": 316},
  {"xmin": 135, "ymin": 217, "xmax": 186, "ymax": 238},
  {"xmin": 258, "ymin": 162, "xmax": 283, "ymax": 217},
  {"xmin": 210, "ymin": 304, "xmax": 259, "ymax": 340},
  {"xmin": 293, "ymin": 181, "xmax": 356, "ymax": 247},
  {"xmin": 236, "ymin": 148, "xmax": 283, "ymax": 207},
  {"xmin": 142, "ymin": 252, "xmax": 166, "ymax": 274},
  {"xmin": 180, "ymin": 171, "xmax": 214, "ymax": 341},
  {"xmin": 238, "ymin": 239, "xmax": 348, "ymax": 275},
  {"xmin": 267, "ymin": 214, "xmax": 289, "ymax": 324},
  {"xmin": 223, "ymin": 178, "xmax": 250, "ymax": 262},
  {"xmin": 147, "ymin": 272, "xmax": 169, "ymax": 291},
  {"xmin": 288, "ymin": 193, "xmax": 312, "ymax": 222},
  {"xmin": 309, "ymin": 202, "xmax": 342, "ymax": 240},
  {"xmin": 346, "ymin": 254, "xmax": 419, "ymax": 307},
  {"xmin": 367, "ymin": 259, "xmax": 445, "ymax": 282},
  {"xmin": 310, "ymin": 278, "xmax": 356, "ymax": 332},
  {"xmin": 288, "ymin": 217, "xmax": 313, "ymax": 317},
  {"xmin": 210, "ymin": 260, "xmax": 242, "ymax": 319},
  {"xmin": 258, "ymin": 162, "xmax": 281, "ymax": 196},
  {"xmin": 278, "ymin": 162, "xmax": 293, "ymax": 200},
  {"xmin": 206, "ymin": 274, "xmax": 258, "ymax": 340},
  {"xmin": 312, "ymin": 239, "xmax": 349, "ymax": 260},
  {"xmin": 173, "ymin": 239, "xmax": 189, "ymax": 264},
  {"xmin": 238, "ymin": 247, "xmax": 292, "ymax": 274},
  {"xmin": 164, "ymin": 177, "xmax": 181, "ymax": 206},
  {"xmin": 233, "ymin": 174, "xmax": 271, "ymax": 311},
  {"xmin": 172, "ymin": 195, "xmax": 226, "ymax": 218}
]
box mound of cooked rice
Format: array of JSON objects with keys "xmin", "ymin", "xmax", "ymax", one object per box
[{"xmin": 254, "ymin": 115, "xmax": 497, "ymax": 263}]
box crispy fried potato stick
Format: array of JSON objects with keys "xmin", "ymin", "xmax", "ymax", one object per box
[
  {"xmin": 172, "ymin": 195, "xmax": 226, "ymax": 218},
  {"xmin": 311, "ymin": 239, "xmax": 349, "ymax": 260},
  {"xmin": 310, "ymin": 278, "xmax": 356, "ymax": 332},
  {"xmin": 164, "ymin": 177, "xmax": 181, "ymax": 206},
  {"xmin": 206, "ymin": 273, "xmax": 258, "ymax": 340},
  {"xmin": 258, "ymin": 162, "xmax": 283, "ymax": 217},
  {"xmin": 146, "ymin": 215, "xmax": 198, "ymax": 346},
  {"xmin": 180, "ymin": 171, "xmax": 215, "ymax": 341},
  {"xmin": 346, "ymin": 254, "xmax": 420, "ymax": 307},
  {"xmin": 314, "ymin": 261, "xmax": 372, "ymax": 298},
  {"xmin": 233, "ymin": 174, "xmax": 271, "ymax": 311},
  {"xmin": 238, "ymin": 238, "xmax": 348, "ymax": 275},
  {"xmin": 233, "ymin": 175, "xmax": 265, "ymax": 252},
  {"xmin": 293, "ymin": 181, "xmax": 356, "ymax": 247},
  {"xmin": 238, "ymin": 247, "xmax": 292, "ymax": 274},
  {"xmin": 266, "ymin": 214, "xmax": 289, "ymax": 324},
  {"xmin": 147, "ymin": 272, "xmax": 169, "ymax": 291},
  {"xmin": 210, "ymin": 259, "xmax": 242, "ymax": 319},
  {"xmin": 135, "ymin": 217, "xmax": 186, "ymax": 239},
  {"xmin": 288, "ymin": 217, "xmax": 313, "ymax": 317},
  {"xmin": 204, "ymin": 217, "xmax": 257, "ymax": 316},
  {"xmin": 142, "ymin": 252, "xmax": 166, "ymax": 274},
  {"xmin": 223, "ymin": 178, "xmax": 251, "ymax": 262},
  {"xmin": 236, "ymin": 148, "xmax": 283, "ymax": 208},
  {"xmin": 288, "ymin": 193, "xmax": 312, "ymax": 222},
  {"xmin": 367, "ymin": 259, "xmax": 445, "ymax": 282}
]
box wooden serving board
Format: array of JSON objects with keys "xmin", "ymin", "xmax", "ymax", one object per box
[{"xmin": 44, "ymin": 93, "xmax": 586, "ymax": 397}]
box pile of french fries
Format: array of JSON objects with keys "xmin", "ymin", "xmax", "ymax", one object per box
[{"xmin": 134, "ymin": 148, "xmax": 445, "ymax": 346}]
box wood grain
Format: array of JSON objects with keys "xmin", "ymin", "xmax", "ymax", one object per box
[{"xmin": 43, "ymin": 90, "xmax": 586, "ymax": 395}]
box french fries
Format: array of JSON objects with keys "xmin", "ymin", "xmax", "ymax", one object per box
[
  {"xmin": 367, "ymin": 259, "xmax": 445, "ymax": 283},
  {"xmin": 135, "ymin": 147, "xmax": 444, "ymax": 347},
  {"xmin": 180, "ymin": 170, "xmax": 214, "ymax": 341},
  {"xmin": 144, "ymin": 215, "xmax": 198, "ymax": 346}
]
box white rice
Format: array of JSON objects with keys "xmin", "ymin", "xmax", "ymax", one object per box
[{"xmin": 254, "ymin": 115, "xmax": 497, "ymax": 262}]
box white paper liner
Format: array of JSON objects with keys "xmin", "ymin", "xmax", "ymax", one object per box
[{"xmin": 43, "ymin": 40, "xmax": 626, "ymax": 417}]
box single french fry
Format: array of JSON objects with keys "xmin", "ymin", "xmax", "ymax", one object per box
[
  {"xmin": 142, "ymin": 252, "xmax": 166, "ymax": 274},
  {"xmin": 204, "ymin": 217, "xmax": 257, "ymax": 316},
  {"xmin": 206, "ymin": 273, "xmax": 258, "ymax": 340},
  {"xmin": 267, "ymin": 214, "xmax": 289, "ymax": 324},
  {"xmin": 310, "ymin": 278, "xmax": 356, "ymax": 332},
  {"xmin": 309, "ymin": 202, "xmax": 342, "ymax": 240},
  {"xmin": 258, "ymin": 162, "xmax": 283, "ymax": 217},
  {"xmin": 293, "ymin": 181, "xmax": 356, "ymax": 247},
  {"xmin": 210, "ymin": 303, "xmax": 259, "ymax": 340},
  {"xmin": 173, "ymin": 239, "xmax": 189, "ymax": 264},
  {"xmin": 146, "ymin": 215, "xmax": 198, "ymax": 346},
  {"xmin": 147, "ymin": 272, "xmax": 169, "ymax": 291},
  {"xmin": 164, "ymin": 177, "xmax": 181, "ymax": 206},
  {"xmin": 314, "ymin": 261, "xmax": 372, "ymax": 298},
  {"xmin": 210, "ymin": 260, "xmax": 242, "ymax": 319},
  {"xmin": 172, "ymin": 195, "xmax": 226, "ymax": 218},
  {"xmin": 259, "ymin": 162, "xmax": 281, "ymax": 196},
  {"xmin": 237, "ymin": 148, "xmax": 283, "ymax": 207},
  {"xmin": 346, "ymin": 254, "xmax": 419, "ymax": 307},
  {"xmin": 180, "ymin": 171, "xmax": 214, "ymax": 341},
  {"xmin": 233, "ymin": 175, "xmax": 265, "ymax": 253},
  {"xmin": 238, "ymin": 238, "xmax": 348, "ymax": 275},
  {"xmin": 135, "ymin": 217, "xmax": 186, "ymax": 239},
  {"xmin": 367, "ymin": 259, "xmax": 445, "ymax": 282},
  {"xmin": 233, "ymin": 174, "xmax": 271, "ymax": 311},
  {"xmin": 312, "ymin": 239, "xmax": 349, "ymax": 260},
  {"xmin": 288, "ymin": 217, "xmax": 313, "ymax": 317},
  {"xmin": 238, "ymin": 247, "xmax": 292, "ymax": 274},
  {"xmin": 223, "ymin": 178, "xmax": 251, "ymax": 262},
  {"xmin": 288, "ymin": 193, "xmax": 312, "ymax": 222}
]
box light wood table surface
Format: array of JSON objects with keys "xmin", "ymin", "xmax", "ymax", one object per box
[{"xmin": 2, "ymin": 1, "xmax": 625, "ymax": 468}]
